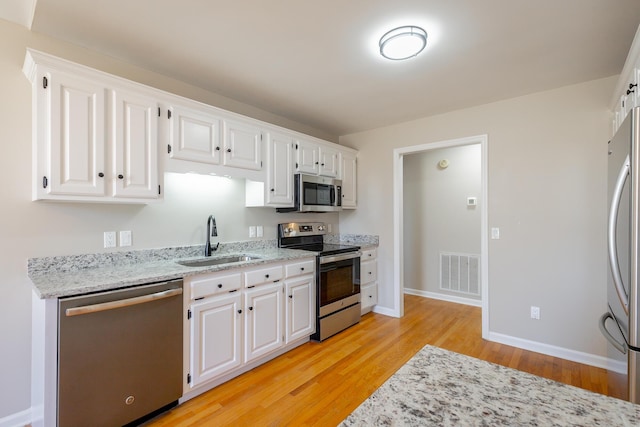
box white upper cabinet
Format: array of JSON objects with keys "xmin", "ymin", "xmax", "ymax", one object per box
[
  {"xmin": 612, "ymin": 25, "xmax": 640, "ymax": 134},
  {"xmin": 167, "ymin": 102, "xmax": 222, "ymax": 165},
  {"xmin": 24, "ymin": 49, "xmax": 161, "ymax": 203},
  {"xmin": 44, "ymin": 69, "xmax": 107, "ymax": 198},
  {"xmin": 223, "ymin": 119, "xmax": 263, "ymax": 171},
  {"xmin": 318, "ymin": 145, "xmax": 339, "ymax": 178},
  {"xmin": 295, "ymin": 139, "xmax": 320, "ymax": 175},
  {"xmin": 111, "ymin": 89, "xmax": 159, "ymax": 199},
  {"xmin": 266, "ymin": 132, "xmax": 294, "ymax": 206},
  {"xmin": 340, "ymin": 150, "xmax": 357, "ymax": 209}
]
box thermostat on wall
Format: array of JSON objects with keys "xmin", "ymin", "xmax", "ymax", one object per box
[{"xmin": 467, "ymin": 197, "xmax": 477, "ymax": 206}]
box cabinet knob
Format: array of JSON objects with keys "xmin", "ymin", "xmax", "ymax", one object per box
[
  {"xmin": 321, "ymin": 163, "xmax": 325, "ymax": 166},
  {"xmin": 98, "ymin": 172, "xmax": 104, "ymax": 178},
  {"xmin": 289, "ymin": 295, "xmax": 293, "ymax": 299},
  {"xmin": 238, "ymin": 309, "xmax": 242, "ymax": 314},
  {"xmin": 218, "ymin": 284, "xmax": 223, "ymax": 288},
  {"xmin": 369, "ymin": 271, "xmax": 372, "ymax": 275},
  {"xmin": 265, "ymin": 274, "xmax": 270, "ymax": 279},
  {"xmin": 249, "ymin": 306, "xmax": 253, "ymax": 311},
  {"xmin": 315, "ymin": 161, "xmax": 319, "ymax": 165},
  {"xmin": 227, "ymin": 148, "xmax": 232, "ymax": 153},
  {"xmin": 270, "ymin": 188, "xmax": 275, "ymax": 192},
  {"xmin": 215, "ymin": 146, "xmax": 221, "ymax": 151},
  {"xmin": 118, "ymin": 174, "xmax": 124, "ymax": 180},
  {"xmin": 300, "ymin": 267, "xmax": 304, "ymax": 271}
]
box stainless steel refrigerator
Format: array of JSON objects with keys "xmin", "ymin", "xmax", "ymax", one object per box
[{"xmin": 601, "ymin": 105, "xmax": 640, "ymax": 403}]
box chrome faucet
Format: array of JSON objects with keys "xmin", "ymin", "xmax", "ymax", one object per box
[{"xmin": 204, "ymin": 215, "xmax": 219, "ymax": 256}]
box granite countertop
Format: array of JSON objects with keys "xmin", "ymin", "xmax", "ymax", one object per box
[
  {"xmin": 341, "ymin": 345, "xmax": 640, "ymax": 426},
  {"xmin": 28, "ymin": 234, "xmax": 379, "ymax": 299}
]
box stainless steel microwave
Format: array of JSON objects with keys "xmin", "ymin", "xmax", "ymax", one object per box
[{"xmin": 277, "ymin": 173, "xmax": 342, "ymax": 213}]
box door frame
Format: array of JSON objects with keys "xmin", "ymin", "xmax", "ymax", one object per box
[{"xmin": 393, "ymin": 134, "xmax": 489, "ymax": 338}]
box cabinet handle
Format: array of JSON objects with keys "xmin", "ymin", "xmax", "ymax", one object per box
[
  {"xmin": 118, "ymin": 174, "xmax": 124, "ymax": 179},
  {"xmin": 98, "ymin": 172, "xmax": 104, "ymax": 178},
  {"xmin": 217, "ymin": 284, "xmax": 223, "ymax": 288}
]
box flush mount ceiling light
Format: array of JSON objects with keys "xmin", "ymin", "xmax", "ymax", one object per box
[{"xmin": 379, "ymin": 25, "xmax": 427, "ymax": 60}]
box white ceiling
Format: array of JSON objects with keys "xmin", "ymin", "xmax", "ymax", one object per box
[{"xmin": 3, "ymin": 0, "xmax": 640, "ymax": 137}]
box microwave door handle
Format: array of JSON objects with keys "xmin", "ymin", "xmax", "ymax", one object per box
[
  {"xmin": 330, "ymin": 186, "xmax": 335, "ymax": 205},
  {"xmin": 599, "ymin": 312, "xmax": 627, "ymax": 354},
  {"xmin": 608, "ymin": 154, "xmax": 630, "ymax": 315}
]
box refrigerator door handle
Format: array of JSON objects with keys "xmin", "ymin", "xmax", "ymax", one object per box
[
  {"xmin": 599, "ymin": 312, "xmax": 627, "ymax": 354},
  {"xmin": 608, "ymin": 154, "xmax": 630, "ymax": 315}
]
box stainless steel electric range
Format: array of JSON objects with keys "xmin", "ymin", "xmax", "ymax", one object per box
[{"xmin": 278, "ymin": 222, "xmax": 361, "ymax": 341}]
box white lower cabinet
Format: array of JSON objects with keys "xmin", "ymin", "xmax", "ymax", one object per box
[
  {"xmin": 190, "ymin": 292, "xmax": 242, "ymax": 388},
  {"xmin": 244, "ymin": 283, "xmax": 284, "ymax": 362},
  {"xmin": 360, "ymin": 248, "xmax": 378, "ymax": 314},
  {"xmin": 185, "ymin": 257, "xmax": 316, "ymax": 396}
]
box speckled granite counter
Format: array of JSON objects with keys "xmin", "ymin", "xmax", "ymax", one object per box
[
  {"xmin": 28, "ymin": 240, "xmax": 311, "ymax": 299},
  {"xmin": 28, "ymin": 234, "xmax": 379, "ymax": 299},
  {"xmin": 341, "ymin": 345, "xmax": 639, "ymax": 426}
]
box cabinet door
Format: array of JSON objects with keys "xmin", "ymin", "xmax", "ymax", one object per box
[
  {"xmin": 190, "ymin": 293, "xmax": 242, "ymax": 387},
  {"xmin": 244, "ymin": 283, "xmax": 283, "ymax": 362},
  {"xmin": 46, "ymin": 70, "xmax": 106, "ymax": 196},
  {"xmin": 267, "ymin": 133, "xmax": 294, "ymax": 206},
  {"xmin": 168, "ymin": 103, "xmax": 222, "ymax": 164},
  {"xmin": 341, "ymin": 151, "xmax": 357, "ymax": 208},
  {"xmin": 295, "ymin": 139, "xmax": 319, "ymax": 174},
  {"xmin": 223, "ymin": 119, "xmax": 262, "ymax": 170},
  {"xmin": 318, "ymin": 146, "xmax": 339, "ymax": 177},
  {"xmin": 112, "ymin": 89, "xmax": 159, "ymax": 199},
  {"xmin": 285, "ymin": 276, "xmax": 315, "ymax": 343}
]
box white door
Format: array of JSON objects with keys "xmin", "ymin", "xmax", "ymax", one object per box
[
  {"xmin": 168, "ymin": 103, "xmax": 222, "ymax": 164},
  {"xmin": 267, "ymin": 133, "xmax": 294, "ymax": 206},
  {"xmin": 223, "ymin": 119, "xmax": 262, "ymax": 170},
  {"xmin": 190, "ymin": 293, "xmax": 242, "ymax": 387},
  {"xmin": 112, "ymin": 89, "xmax": 159, "ymax": 199},
  {"xmin": 244, "ymin": 283, "xmax": 283, "ymax": 362},
  {"xmin": 46, "ymin": 70, "xmax": 106, "ymax": 196},
  {"xmin": 285, "ymin": 276, "xmax": 315, "ymax": 343}
]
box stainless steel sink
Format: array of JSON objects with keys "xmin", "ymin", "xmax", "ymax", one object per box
[{"xmin": 176, "ymin": 255, "xmax": 260, "ymax": 268}]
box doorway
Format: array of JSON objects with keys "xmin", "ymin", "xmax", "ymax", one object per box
[{"xmin": 393, "ymin": 135, "xmax": 489, "ymax": 338}]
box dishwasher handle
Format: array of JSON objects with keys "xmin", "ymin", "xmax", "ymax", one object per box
[{"xmin": 65, "ymin": 287, "xmax": 183, "ymax": 317}]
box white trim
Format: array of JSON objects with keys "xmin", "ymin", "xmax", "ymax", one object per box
[
  {"xmin": 404, "ymin": 288, "xmax": 482, "ymax": 307},
  {"xmin": 488, "ymin": 331, "xmax": 627, "ymax": 374},
  {"xmin": 0, "ymin": 408, "xmax": 32, "ymax": 427},
  {"xmin": 372, "ymin": 305, "xmax": 399, "ymax": 317},
  {"xmin": 393, "ymin": 135, "xmax": 488, "ymax": 335}
]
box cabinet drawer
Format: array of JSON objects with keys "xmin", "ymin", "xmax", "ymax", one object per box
[
  {"xmin": 285, "ymin": 259, "xmax": 315, "ymax": 278},
  {"xmin": 245, "ymin": 264, "xmax": 284, "ymax": 287},
  {"xmin": 361, "ymin": 248, "xmax": 377, "ymax": 260},
  {"xmin": 361, "ymin": 259, "xmax": 377, "ymax": 285},
  {"xmin": 361, "ymin": 283, "xmax": 378, "ymax": 310},
  {"xmin": 190, "ymin": 271, "xmax": 242, "ymax": 300}
]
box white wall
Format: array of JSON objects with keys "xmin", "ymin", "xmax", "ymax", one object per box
[
  {"xmin": 0, "ymin": 19, "xmax": 338, "ymax": 421},
  {"xmin": 403, "ymin": 145, "xmax": 481, "ymax": 299},
  {"xmin": 340, "ymin": 75, "xmax": 615, "ymax": 362}
]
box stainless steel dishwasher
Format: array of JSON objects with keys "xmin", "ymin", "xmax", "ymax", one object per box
[{"xmin": 58, "ymin": 279, "xmax": 183, "ymax": 426}]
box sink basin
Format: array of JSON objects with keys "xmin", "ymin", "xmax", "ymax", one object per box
[{"xmin": 177, "ymin": 255, "xmax": 260, "ymax": 268}]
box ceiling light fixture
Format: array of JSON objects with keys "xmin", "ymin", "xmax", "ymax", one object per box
[{"xmin": 379, "ymin": 25, "xmax": 427, "ymax": 60}]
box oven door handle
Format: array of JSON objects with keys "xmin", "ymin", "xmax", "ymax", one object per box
[{"xmin": 320, "ymin": 251, "xmax": 362, "ymax": 265}]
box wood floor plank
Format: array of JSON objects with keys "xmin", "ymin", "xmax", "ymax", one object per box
[{"xmin": 146, "ymin": 295, "xmax": 626, "ymax": 426}]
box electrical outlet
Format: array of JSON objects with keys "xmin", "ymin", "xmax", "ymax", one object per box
[
  {"xmin": 491, "ymin": 227, "xmax": 500, "ymax": 239},
  {"xmin": 249, "ymin": 226, "xmax": 256, "ymax": 238},
  {"xmin": 256, "ymin": 225, "xmax": 263, "ymax": 238},
  {"xmin": 104, "ymin": 231, "xmax": 116, "ymax": 248},
  {"xmin": 530, "ymin": 306, "xmax": 540, "ymax": 320},
  {"xmin": 119, "ymin": 230, "xmax": 132, "ymax": 247}
]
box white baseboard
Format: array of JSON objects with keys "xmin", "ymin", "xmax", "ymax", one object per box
[
  {"xmin": 487, "ymin": 331, "xmax": 627, "ymax": 374},
  {"xmin": 0, "ymin": 408, "xmax": 31, "ymax": 427},
  {"xmin": 372, "ymin": 305, "xmax": 399, "ymax": 317},
  {"xmin": 404, "ymin": 288, "xmax": 482, "ymax": 307}
]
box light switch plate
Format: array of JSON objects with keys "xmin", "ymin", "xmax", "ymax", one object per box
[
  {"xmin": 249, "ymin": 226, "xmax": 256, "ymax": 238},
  {"xmin": 119, "ymin": 230, "xmax": 132, "ymax": 247},
  {"xmin": 491, "ymin": 227, "xmax": 500, "ymax": 239},
  {"xmin": 256, "ymin": 225, "xmax": 263, "ymax": 237}
]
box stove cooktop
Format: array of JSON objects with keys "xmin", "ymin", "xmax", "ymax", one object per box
[
  {"xmin": 277, "ymin": 222, "xmax": 360, "ymax": 256},
  {"xmin": 288, "ymin": 243, "xmax": 360, "ymax": 256}
]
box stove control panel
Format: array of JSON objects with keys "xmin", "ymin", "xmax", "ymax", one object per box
[{"xmin": 278, "ymin": 222, "xmax": 327, "ymax": 238}]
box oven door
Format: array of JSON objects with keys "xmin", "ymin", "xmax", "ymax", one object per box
[{"xmin": 318, "ymin": 252, "xmax": 361, "ymax": 317}]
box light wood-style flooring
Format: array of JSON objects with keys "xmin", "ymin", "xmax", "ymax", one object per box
[{"xmin": 148, "ymin": 295, "xmax": 626, "ymax": 426}]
